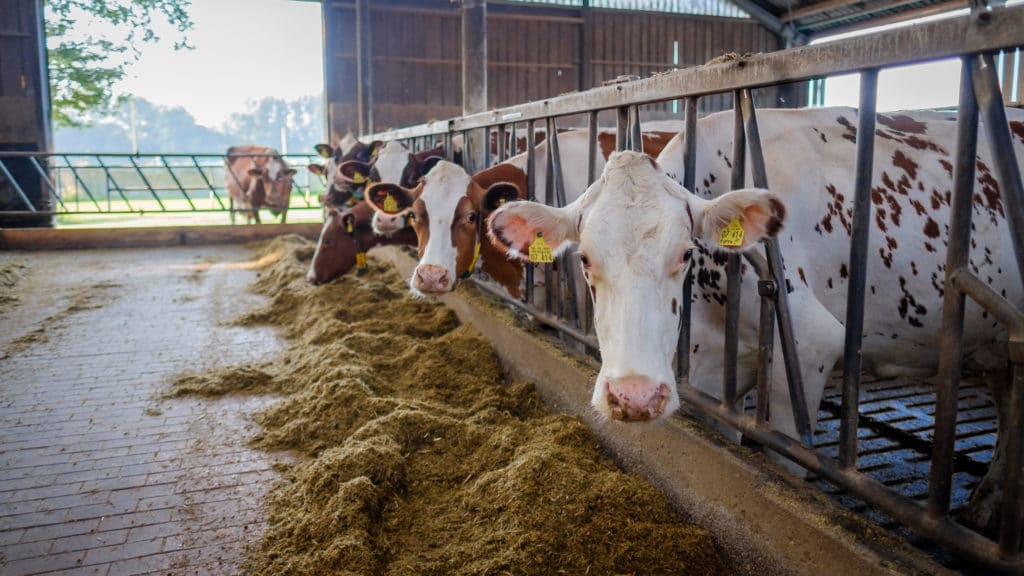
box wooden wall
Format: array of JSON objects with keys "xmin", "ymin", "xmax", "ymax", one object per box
[{"xmin": 323, "ymin": 0, "xmax": 797, "ymax": 141}]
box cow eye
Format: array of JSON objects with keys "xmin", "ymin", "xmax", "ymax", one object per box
[{"xmin": 466, "ymin": 212, "xmax": 477, "ymax": 224}]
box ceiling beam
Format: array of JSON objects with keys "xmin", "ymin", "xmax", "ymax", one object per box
[
  {"xmin": 780, "ymin": 0, "xmax": 870, "ymax": 22},
  {"xmin": 727, "ymin": 0, "xmax": 809, "ymax": 44},
  {"xmin": 808, "ymin": 0, "xmax": 966, "ymax": 38}
]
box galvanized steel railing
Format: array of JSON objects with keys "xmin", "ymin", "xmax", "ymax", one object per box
[
  {"xmin": 0, "ymin": 152, "xmax": 327, "ymax": 221},
  {"xmin": 364, "ymin": 5, "xmax": 1024, "ymax": 572}
]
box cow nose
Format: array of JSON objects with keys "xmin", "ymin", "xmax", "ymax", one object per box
[
  {"xmin": 306, "ymin": 270, "xmax": 320, "ymax": 285},
  {"xmin": 604, "ymin": 377, "xmax": 671, "ymax": 421},
  {"xmin": 414, "ymin": 265, "xmax": 451, "ymax": 293}
]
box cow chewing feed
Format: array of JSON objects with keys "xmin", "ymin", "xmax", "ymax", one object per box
[
  {"xmin": 224, "ymin": 146, "xmax": 296, "ymax": 224},
  {"xmin": 387, "ymin": 129, "xmax": 676, "ymax": 298},
  {"xmin": 306, "ymin": 201, "xmax": 417, "ymax": 285},
  {"xmin": 490, "ymin": 106, "xmax": 1024, "ymax": 535}
]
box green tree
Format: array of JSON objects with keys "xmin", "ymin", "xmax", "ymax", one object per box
[{"xmin": 46, "ymin": 0, "xmax": 193, "ymax": 127}]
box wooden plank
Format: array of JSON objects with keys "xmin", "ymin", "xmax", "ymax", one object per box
[
  {"xmin": 0, "ymin": 96, "xmax": 35, "ymax": 143},
  {"xmin": 0, "ymin": 223, "xmax": 323, "ymax": 251}
]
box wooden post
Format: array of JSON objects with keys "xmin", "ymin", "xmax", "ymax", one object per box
[{"xmin": 462, "ymin": 0, "xmax": 487, "ymax": 170}]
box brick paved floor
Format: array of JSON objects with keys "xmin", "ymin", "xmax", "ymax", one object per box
[{"xmin": 0, "ymin": 246, "xmax": 293, "ymax": 576}]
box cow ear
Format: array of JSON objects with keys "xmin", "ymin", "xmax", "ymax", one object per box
[
  {"xmin": 308, "ymin": 164, "xmax": 326, "ymax": 176},
  {"xmin": 421, "ymin": 155, "xmax": 444, "ymax": 176},
  {"xmin": 365, "ymin": 183, "xmax": 416, "ymax": 214},
  {"xmin": 341, "ymin": 212, "xmax": 357, "ymax": 234},
  {"xmin": 339, "ymin": 160, "xmax": 372, "ymax": 184},
  {"xmin": 488, "ymin": 200, "xmax": 579, "ymax": 261},
  {"xmin": 315, "ymin": 144, "xmax": 333, "ymax": 159},
  {"xmin": 481, "ymin": 182, "xmax": 522, "ymax": 216},
  {"xmin": 693, "ymin": 188, "xmax": 786, "ymax": 251}
]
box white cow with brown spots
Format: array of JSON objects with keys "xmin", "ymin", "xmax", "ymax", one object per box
[{"xmin": 489, "ymin": 107, "xmax": 1024, "ymax": 532}]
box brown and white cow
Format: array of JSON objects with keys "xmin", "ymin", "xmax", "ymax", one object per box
[
  {"xmin": 224, "ymin": 146, "xmax": 296, "ymax": 224},
  {"xmin": 306, "ymin": 201, "xmax": 418, "ymax": 285},
  {"xmin": 372, "ymin": 129, "xmax": 676, "ymax": 297},
  {"xmin": 489, "ymin": 107, "xmax": 1024, "ymax": 531},
  {"xmin": 307, "ymin": 139, "xmax": 383, "ymax": 213}
]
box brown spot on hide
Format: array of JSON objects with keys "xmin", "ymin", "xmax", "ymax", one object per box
[
  {"xmin": 923, "ymin": 218, "xmax": 940, "ymax": 239},
  {"xmin": 878, "ymin": 114, "xmax": 928, "ymax": 134},
  {"xmin": 1009, "ymin": 120, "xmax": 1024, "ymax": 144},
  {"xmin": 837, "ymin": 116, "xmax": 857, "ymax": 143},
  {"xmin": 892, "ymin": 150, "xmax": 919, "ymax": 180},
  {"xmin": 939, "ymin": 159, "xmax": 953, "ymax": 177}
]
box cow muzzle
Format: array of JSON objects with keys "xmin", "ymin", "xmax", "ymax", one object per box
[
  {"xmin": 413, "ymin": 264, "xmax": 451, "ymax": 294},
  {"xmin": 602, "ymin": 376, "xmax": 671, "ymax": 422}
]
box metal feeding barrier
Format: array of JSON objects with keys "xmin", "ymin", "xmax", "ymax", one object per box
[
  {"xmin": 363, "ymin": 4, "xmax": 1024, "ymax": 572},
  {"xmin": 0, "ymin": 152, "xmax": 327, "ymax": 222}
]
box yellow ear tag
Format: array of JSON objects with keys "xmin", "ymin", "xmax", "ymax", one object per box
[
  {"xmin": 345, "ymin": 220, "xmax": 354, "ymax": 234},
  {"xmin": 383, "ymin": 193, "xmax": 398, "ymax": 213},
  {"xmin": 351, "ymin": 172, "xmax": 365, "ymax": 184},
  {"xmin": 528, "ymin": 233, "xmax": 554, "ymax": 263},
  {"xmin": 356, "ymin": 252, "xmax": 367, "ymax": 270},
  {"xmin": 719, "ymin": 218, "xmax": 745, "ymax": 248}
]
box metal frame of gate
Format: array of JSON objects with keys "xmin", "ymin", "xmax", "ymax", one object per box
[
  {"xmin": 363, "ymin": 5, "xmax": 1024, "ymax": 572},
  {"xmin": 0, "ymin": 152, "xmax": 327, "ymax": 221}
]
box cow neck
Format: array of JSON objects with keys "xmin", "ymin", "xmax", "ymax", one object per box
[{"xmin": 470, "ymin": 163, "xmax": 528, "ymax": 297}]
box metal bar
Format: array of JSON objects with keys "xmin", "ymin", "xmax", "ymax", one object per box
[
  {"xmin": 1003, "ymin": 363, "xmax": 1024, "ymax": 555},
  {"xmin": 677, "ymin": 97, "xmax": 698, "ymax": 383},
  {"xmin": 484, "ymin": 126, "xmax": 492, "ymax": 167},
  {"xmin": 723, "ymin": 100, "xmax": 746, "ymax": 410},
  {"xmin": 462, "ymin": 130, "xmax": 473, "ymax": 174},
  {"xmin": 839, "ymin": 68, "xmax": 879, "ymax": 469},
  {"xmin": 28, "ymin": 156, "xmax": 65, "ymax": 210},
  {"xmin": 952, "ymin": 269, "xmax": 1024, "ymax": 335},
  {"xmin": 0, "ymin": 159, "xmax": 37, "ymax": 212},
  {"xmin": 497, "ymin": 124, "xmax": 507, "ymax": 162},
  {"xmin": 584, "ymin": 110, "xmax": 598, "ymax": 336},
  {"xmin": 548, "ymin": 117, "xmax": 580, "ymax": 330},
  {"xmin": 739, "ymin": 90, "xmax": 813, "ymax": 445},
  {"xmin": 629, "ymin": 104, "xmax": 642, "ymax": 152},
  {"xmin": 973, "ymin": 52, "xmax": 1024, "ymax": 290},
  {"xmin": 471, "ymin": 278, "xmax": 600, "ymax": 351},
  {"xmin": 544, "ymin": 119, "xmax": 556, "ymax": 318},
  {"xmin": 128, "ymin": 156, "xmax": 167, "ymax": 211},
  {"xmin": 779, "ymin": 0, "xmax": 866, "ymax": 22},
  {"xmin": 445, "ymin": 131, "xmax": 454, "ymax": 163},
  {"xmin": 525, "ymin": 120, "xmax": 536, "ymax": 305},
  {"xmin": 928, "ymin": 57, "xmax": 979, "ymax": 519},
  {"xmin": 60, "ymin": 155, "xmax": 102, "ymax": 211},
  {"xmin": 95, "ymin": 157, "xmax": 134, "ymax": 211},
  {"xmin": 676, "ymin": 381, "xmax": 1024, "ymax": 575},
  {"xmin": 616, "ymin": 107, "xmax": 629, "ymax": 151},
  {"xmin": 190, "ymin": 157, "xmax": 226, "ymax": 210},
  {"xmin": 159, "ymin": 157, "xmax": 196, "ymax": 211}
]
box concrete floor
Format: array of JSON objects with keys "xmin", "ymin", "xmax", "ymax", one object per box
[{"xmin": 0, "ymin": 246, "xmax": 291, "ymax": 576}]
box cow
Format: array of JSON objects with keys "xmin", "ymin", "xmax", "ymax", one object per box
[
  {"xmin": 366, "ymin": 129, "xmax": 676, "ymax": 297},
  {"xmin": 307, "ymin": 139, "xmax": 383, "ymax": 213},
  {"xmin": 306, "ymin": 201, "xmax": 418, "ymax": 285},
  {"xmin": 367, "ymin": 141, "xmax": 445, "ymax": 236},
  {"xmin": 487, "ymin": 107, "xmax": 1024, "ymax": 533},
  {"xmin": 224, "ymin": 146, "xmax": 296, "ymax": 224}
]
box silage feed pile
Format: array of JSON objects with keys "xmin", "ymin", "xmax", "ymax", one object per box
[{"xmin": 170, "ymin": 235, "xmax": 730, "ymax": 576}]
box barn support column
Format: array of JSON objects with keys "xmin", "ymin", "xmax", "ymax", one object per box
[
  {"xmin": 462, "ymin": 0, "xmax": 487, "ymax": 171},
  {"xmin": 355, "ymin": 0, "xmax": 374, "ymax": 135}
]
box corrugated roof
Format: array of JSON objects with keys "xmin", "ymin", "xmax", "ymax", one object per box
[{"xmin": 503, "ymin": 0, "xmax": 750, "ymax": 18}]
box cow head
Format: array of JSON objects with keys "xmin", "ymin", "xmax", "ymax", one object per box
[
  {"xmin": 488, "ymin": 151, "xmax": 786, "ymax": 422},
  {"xmin": 307, "ymin": 204, "xmax": 367, "ymax": 285},
  {"xmin": 310, "ymin": 144, "xmax": 376, "ymax": 212},
  {"xmin": 396, "ymin": 160, "xmax": 485, "ymax": 295},
  {"xmin": 247, "ymin": 158, "xmax": 295, "ymax": 216},
  {"xmin": 372, "ymin": 141, "xmax": 446, "ymax": 188},
  {"xmin": 365, "ymin": 182, "xmax": 417, "ymax": 236}
]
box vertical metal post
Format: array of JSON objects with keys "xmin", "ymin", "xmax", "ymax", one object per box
[
  {"xmin": 525, "ymin": 120, "xmax": 537, "ymax": 304},
  {"xmin": 973, "ymin": 53, "xmax": 1024, "ymax": 288},
  {"xmin": 740, "ymin": 91, "xmax": 813, "ymax": 445},
  {"xmin": 677, "ymin": 97, "xmax": 698, "ymax": 382},
  {"xmin": 484, "ymin": 126, "xmax": 492, "ymax": 167},
  {"xmin": 616, "ymin": 107, "xmax": 629, "ymax": 151},
  {"xmin": 723, "ymin": 98, "xmax": 746, "ymax": 409},
  {"xmin": 548, "ymin": 117, "xmax": 579, "ymax": 329},
  {"xmin": 497, "ymin": 124, "xmax": 507, "ymax": 162},
  {"xmin": 584, "ymin": 110, "xmax": 599, "ymax": 336},
  {"xmin": 544, "ymin": 119, "xmax": 556, "ymax": 317},
  {"xmin": 839, "ymin": 69, "xmax": 878, "ymax": 469},
  {"xmin": 1002, "ymin": 364, "xmax": 1024, "ymax": 555},
  {"xmin": 630, "ymin": 105, "xmax": 643, "ymax": 152},
  {"xmin": 928, "ymin": 57, "xmax": 979, "ymax": 518}
]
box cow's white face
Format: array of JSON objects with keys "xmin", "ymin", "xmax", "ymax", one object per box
[
  {"xmin": 490, "ymin": 151, "xmax": 786, "ymax": 422},
  {"xmin": 374, "ymin": 141, "xmax": 411, "ymax": 184},
  {"xmin": 409, "ymin": 160, "xmax": 476, "ymax": 295}
]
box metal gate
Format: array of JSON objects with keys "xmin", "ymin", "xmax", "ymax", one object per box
[{"xmin": 363, "ymin": 5, "xmax": 1024, "ymax": 572}]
